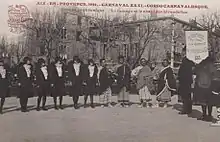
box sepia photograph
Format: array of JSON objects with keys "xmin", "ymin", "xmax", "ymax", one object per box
[{"xmin": 0, "ymin": 0, "xmax": 220, "ymax": 141}]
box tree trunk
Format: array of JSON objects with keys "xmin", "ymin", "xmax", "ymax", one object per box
[
  {"xmin": 47, "ymin": 49, "xmax": 51, "ymax": 64},
  {"xmin": 148, "ymin": 45, "xmax": 152, "ymax": 61},
  {"xmin": 132, "ymin": 47, "xmax": 145, "ymax": 69}
]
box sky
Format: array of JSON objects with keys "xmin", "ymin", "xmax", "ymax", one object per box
[{"xmin": 1, "ymin": 0, "xmax": 219, "ymax": 39}]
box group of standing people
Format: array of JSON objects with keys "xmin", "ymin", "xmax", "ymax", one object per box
[
  {"xmin": 0, "ymin": 55, "xmax": 138, "ymax": 113},
  {"xmin": 132, "ymin": 58, "xmax": 176, "ymax": 108},
  {"xmin": 1, "ymin": 48, "xmax": 220, "ymax": 126},
  {"xmin": 0, "ymin": 53, "xmax": 185, "ymax": 114},
  {"xmin": 132, "ymin": 46, "xmax": 220, "ymax": 126}
]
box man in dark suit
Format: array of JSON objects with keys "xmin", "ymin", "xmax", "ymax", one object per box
[
  {"xmin": 178, "ymin": 47, "xmax": 195, "ymax": 115},
  {"xmin": 68, "ymin": 56, "xmax": 85, "ymax": 109},
  {"xmin": 18, "ymin": 57, "xmax": 34, "ymax": 112},
  {"xmin": 50, "ymin": 57, "xmax": 66, "ymax": 110},
  {"xmin": 36, "ymin": 58, "xmax": 50, "ymax": 111}
]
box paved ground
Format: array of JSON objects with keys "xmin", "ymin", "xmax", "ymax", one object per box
[{"xmin": 0, "ymin": 95, "xmax": 220, "ymax": 142}]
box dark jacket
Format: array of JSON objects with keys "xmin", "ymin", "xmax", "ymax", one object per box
[
  {"xmin": 116, "ymin": 64, "xmax": 131, "ymax": 92},
  {"xmin": 50, "ymin": 64, "xmax": 66, "ymax": 97},
  {"xmin": 84, "ymin": 64, "xmax": 98, "ymax": 84},
  {"xmin": 67, "ymin": 61, "xmax": 85, "ymax": 96},
  {"xmin": 35, "ymin": 66, "xmax": 50, "ymax": 86},
  {"xmin": 18, "ymin": 64, "xmax": 34, "ymax": 97},
  {"xmin": 18, "ymin": 64, "xmax": 34, "ymax": 87},
  {"xmin": 67, "ymin": 61, "xmax": 85, "ymax": 86},
  {"xmin": 99, "ymin": 67, "xmax": 114, "ymax": 94},
  {"xmin": 178, "ymin": 57, "xmax": 194, "ymax": 86},
  {"xmin": 0, "ymin": 65, "xmax": 10, "ymax": 98},
  {"xmin": 84, "ymin": 64, "xmax": 98, "ymax": 94},
  {"xmin": 178, "ymin": 57, "xmax": 195, "ymax": 97}
]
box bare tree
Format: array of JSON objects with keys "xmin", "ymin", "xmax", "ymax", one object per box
[
  {"xmin": 86, "ymin": 12, "xmax": 159, "ymax": 67},
  {"xmin": 23, "ymin": 8, "xmax": 66, "ymax": 62},
  {"xmin": 84, "ymin": 13, "xmax": 135, "ymax": 59},
  {"xmin": 0, "ymin": 36, "xmax": 8, "ymax": 56},
  {"xmin": 132, "ymin": 20, "xmax": 159, "ymax": 68},
  {"xmin": 9, "ymin": 38, "xmax": 28, "ymax": 64},
  {"xmin": 198, "ymin": 11, "xmax": 220, "ymax": 53}
]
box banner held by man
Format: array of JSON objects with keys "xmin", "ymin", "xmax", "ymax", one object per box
[{"xmin": 185, "ymin": 30, "xmax": 209, "ymax": 64}]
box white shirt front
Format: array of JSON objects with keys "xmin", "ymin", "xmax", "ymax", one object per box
[
  {"xmin": 88, "ymin": 65, "xmax": 95, "ymax": 77},
  {"xmin": 24, "ymin": 64, "xmax": 31, "ymax": 78},
  {"xmin": 56, "ymin": 66, "xmax": 63, "ymax": 77},
  {"xmin": 41, "ymin": 66, "xmax": 48, "ymax": 80},
  {"xmin": 0, "ymin": 66, "xmax": 6, "ymax": 79},
  {"xmin": 73, "ymin": 63, "xmax": 80, "ymax": 76}
]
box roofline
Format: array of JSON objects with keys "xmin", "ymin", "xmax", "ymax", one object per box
[{"xmin": 90, "ymin": 16, "xmax": 220, "ymax": 37}]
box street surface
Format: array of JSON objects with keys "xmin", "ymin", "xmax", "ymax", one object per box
[{"xmin": 0, "ymin": 95, "xmax": 220, "ymax": 142}]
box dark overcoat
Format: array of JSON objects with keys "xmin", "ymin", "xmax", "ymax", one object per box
[
  {"xmin": 0, "ymin": 65, "xmax": 10, "ymax": 98},
  {"xmin": 84, "ymin": 64, "xmax": 98, "ymax": 95},
  {"xmin": 50, "ymin": 64, "xmax": 66, "ymax": 97},
  {"xmin": 67, "ymin": 61, "xmax": 85, "ymax": 96},
  {"xmin": 35, "ymin": 66, "xmax": 51, "ymax": 97},
  {"xmin": 17, "ymin": 64, "xmax": 34, "ymax": 98}
]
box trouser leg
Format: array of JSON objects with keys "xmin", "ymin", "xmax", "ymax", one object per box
[
  {"xmin": 53, "ymin": 96, "xmax": 58, "ymax": 109},
  {"xmin": 73, "ymin": 95, "xmax": 79, "ymax": 105},
  {"xmin": 90, "ymin": 95, "xmax": 94, "ymax": 107},
  {"xmin": 185, "ymin": 96, "xmax": 192, "ymax": 113},
  {"xmin": 208, "ymin": 105, "xmax": 213, "ymax": 116},
  {"xmin": 37, "ymin": 96, "xmax": 42, "ymax": 109},
  {"xmin": 1, "ymin": 98, "xmax": 5, "ymax": 108},
  {"xmin": 107, "ymin": 87, "xmax": 112, "ymax": 104},
  {"xmin": 202, "ymin": 105, "xmax": 207, "ymax": 116},
  {"xmin": 59, "ymin": 96, "xmax": 63, "ymax": 106},
  {"xmin": 73, "ymin": 95, "xmax": 79, "ymax": 109},
  {"xmin": 23, "ymin": 96, "xmax": 28, "ymax": 111},
  {"xmin": 84, "ymin": 95, "xmax": 88, "ymax": 106},
  {"xmin": 42, "ymin": 96, "xmax": 47, "ymax": 108},
  {"xmin": 0, "ymin": 97, "xmax": 5, "ymax": 113},
  {"xmin": 19, "ymin": 96, "xmax": 24, "ymax": 110},
  {"xmin": 182, "ymin": 93, "xmax": 192, "ymax": 114}
]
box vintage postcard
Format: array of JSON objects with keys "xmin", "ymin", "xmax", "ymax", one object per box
[{"xmin": 0, "ymin": 0, "xmax": 220, "ymax": 142}]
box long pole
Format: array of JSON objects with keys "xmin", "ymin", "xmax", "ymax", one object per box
[{"xmin": 171, "ymin": 22, "xmax": 175, "ymax": 68}]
